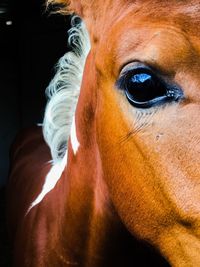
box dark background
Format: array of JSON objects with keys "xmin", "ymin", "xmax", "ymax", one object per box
[
  {"xmin": 0, "ymin": 0, "xmax": 71, "ymax": 187},
  {"xmin": 0, "ymin": 1, "xmax": 70, "ymax": 265}
]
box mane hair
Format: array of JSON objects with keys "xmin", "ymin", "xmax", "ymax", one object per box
[{"xmin": 42, "ymin": 16, "xmax": 90, "ymax": 164}]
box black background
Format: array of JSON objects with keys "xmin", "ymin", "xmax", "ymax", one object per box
[{"xmin": 0, "ymin": 0, "xmax": 70, "ymax": 186}]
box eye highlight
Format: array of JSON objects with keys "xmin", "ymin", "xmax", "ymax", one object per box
[{"xmin": 116, "ymin": 64, "xmax": 183, "ymax": 108}]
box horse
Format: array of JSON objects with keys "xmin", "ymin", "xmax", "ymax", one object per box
[{"xmin": 6, "ymin": 0, "xmax": 200, "ymax": 266}]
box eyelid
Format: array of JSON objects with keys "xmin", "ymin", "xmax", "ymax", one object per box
[
  {"xmin": 118, "ymin": 61, "xmax": 174, "ymax": 80},
  {"xmin": 120, "ymin": 67, "xmax": 153, "ymax": 80},
  {"xmin": 119, "ymin": 61, "xmax": 150, "ymax": 76}
]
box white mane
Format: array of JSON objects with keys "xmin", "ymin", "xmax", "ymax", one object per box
[{"xmin": 42, "ymin": 17, "xmax": 90, "ymax": 164}]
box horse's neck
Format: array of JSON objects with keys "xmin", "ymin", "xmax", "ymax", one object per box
[
  {"xmin": 58, "ymin": 128, "xmax": 118, "ymax": 266},
  {"xmin": 58, "ymin": 138, "xmax": 122, "ymax": 266}
]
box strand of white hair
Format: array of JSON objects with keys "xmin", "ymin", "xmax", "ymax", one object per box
[{"xmin": 42, "ymin": 16, "xmax": 90, "ymax": 164}]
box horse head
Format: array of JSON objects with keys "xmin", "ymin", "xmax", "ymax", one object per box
[{"xmin": 52, "ymin": 1, "xmax": 200, "ymax": 265}]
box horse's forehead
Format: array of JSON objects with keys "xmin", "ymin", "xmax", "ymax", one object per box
[
  {"xmin": 89, "ymin": 1, "xmax": 200, "ymax": 37},
  {"xmin": 96, "ymin": 0, "xmax": 200, "ymax": 18},
  {"xmin": 92, "ymin": 2, "xmax": 200, "ymax": 77},
  {"xmin": 96, "ymin": 24, "xmax": 195, "ymax": 76}
]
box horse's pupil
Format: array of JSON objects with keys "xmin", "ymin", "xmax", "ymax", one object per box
[{"xmin": 126, "ymin": 72, "xmax": 165, "ymax": 102}]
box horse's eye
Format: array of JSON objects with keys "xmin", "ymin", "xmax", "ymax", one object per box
[{"xmin": 117, "ymin": 67, "xmax": 183, "ymax": 108}]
